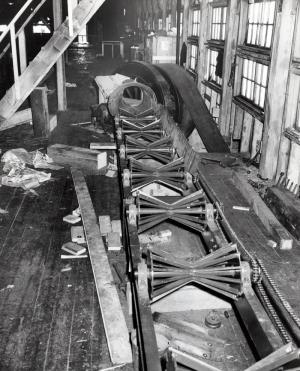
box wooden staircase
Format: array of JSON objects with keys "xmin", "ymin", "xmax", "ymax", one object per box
[{"xmin": 0, "ymin": 0, "xmax": 106, "ymax": 125}]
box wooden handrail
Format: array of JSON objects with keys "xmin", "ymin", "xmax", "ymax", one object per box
[
  {"xmin": 0, "ymin": 0, "xmax": 48, "ymax": 61},
  {"xmin": 0, "ymin": 0, "xmax": 34, "ymax": 44}
]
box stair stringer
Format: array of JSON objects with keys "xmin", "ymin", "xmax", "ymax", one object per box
[{"xmin": 0, "ymin": 0, "xmax": 106, "ymax": 124}]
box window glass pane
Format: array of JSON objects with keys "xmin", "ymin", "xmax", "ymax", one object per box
[
  {"xmin": 192, "ymin": 9, "xmax": 200, "ymax": 36},
  {"xmin": 246, "ymin": 1, "xmax": 276, "ymax": 48},
  {"xmin": 211, "ymin": 6, "xmax": 227, "ymax": 40},
  {"xmin": 240, "ymin": 58, "xmax": 269, "ymax": 109},
  {"xmin": 206, "ymin": 49, "xmax": 222, "ymax": 85}
]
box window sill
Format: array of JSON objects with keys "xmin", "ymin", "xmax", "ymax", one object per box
[
  {"xmin": 291, "ymin": 59, "xmax": 300, "ymax": 75},
  {"xmin": 187, "ymin": 69, "xmax": 198, "ymax": 82},
  {"xmin": 233, "ymin": 96, "xmax": 264, "ymax": 122},
  {"xmin": 284, "ymin": 128, "xmax": 300, "ymax": 146},
  {"xmin": 202, "ymin": 80, "xmax": 222, "ymax": 94},
  {"xmin": 237, "ymin": 45, "xmax": 271, "ymax": 64},
  {"xmin": 187, "ymin": 36, "xmax": 199, "ymax": 45},
  {"xmin": 206, "ymin": 40, "xmax": 225, "ymax": 49}
]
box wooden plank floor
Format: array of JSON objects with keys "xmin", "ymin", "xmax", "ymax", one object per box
[
  {"xmin": 0, "ymin": 169, "xmax": 112, "ymax": 370},
  {"xmin": 198, "ymin": 163, "xmax": 300, "ymax": 317}
]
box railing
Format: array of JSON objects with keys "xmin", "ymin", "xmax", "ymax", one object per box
[
  {"xmin": 0, "ymin": 0, "xmax": 75, "ymax": 101},
  {"xmin": 97, "ymin": 41, "xmax": 124, "ymax": 58}
]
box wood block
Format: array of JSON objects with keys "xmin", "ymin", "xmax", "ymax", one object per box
[
  {"xmin": 61, "ymin": 241, "xmax": 86, "ymax": 255},
  {"xmin": 99, "ymin": 215, "xmax": 112, "ymax": 236},
  {"xmin": 47, "ymin": 144, "xmax": 102, "ymax": 174},
  {"xmin": 90, "ymin": 142, "xmax": 117, "ymax": 150},
  {"xmin": 111, "ymin": 220, "xmax": 122, "ymax": 236},
  {"xmin": 97, "ymin": 151, "xmax": 107, "ymax": 169},
  {"xmin": 71, "ymin": 226, "xmax": 86, "ymax": 244},
  {"xmin": 107, "ymin": 232, "xmax": 122, "ymax": 251}
]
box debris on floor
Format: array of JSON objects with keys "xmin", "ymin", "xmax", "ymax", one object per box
[
  {"xmin": 139, "ymin": 229, "xmax": 172, "ymax": 245},
  {"xmin": 0, "ymin": 148, "xmax": 59, "ymax": 190},
  {"xmin": 107, "ymin": 231, "xmax": 122, "ymax": 251},
  {"xmin": 71, "ymin": 225, "xmax": 86, "ymax": 244},
  {"xmin": 61, "ymin": 264, "xmax": 72, "ymax": 272},
  {"xmin": 66, "ymin": 82, "xmax": 77, "ymax": 87},
  {"xmin": 99, "ymin": 215, "xmax": 112, "ymax": 236},
  {"xmin": 63, "ymin": 213, "xmax": 81, "ymax": 224},
  {"xmin": 61, "ymin": 241, "xmax": 86, "ymax": 256}
]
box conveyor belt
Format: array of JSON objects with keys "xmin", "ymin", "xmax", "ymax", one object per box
[{"xmin": 116, "ymin": 62, "xmax": 229, "ymax": 152}]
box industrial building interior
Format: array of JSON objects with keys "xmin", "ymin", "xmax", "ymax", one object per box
[{"xmin": 0, "ymin": 0, "xmax": 300, "ymax": 370}]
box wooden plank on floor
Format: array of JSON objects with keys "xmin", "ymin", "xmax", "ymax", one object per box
[{"xmin": 71, "ymin": 168, "xmax": 132, "ymax": 365}]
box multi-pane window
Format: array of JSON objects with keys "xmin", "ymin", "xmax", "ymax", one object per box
[
  {"xmin": 240, "ymin": 59, "xmax": 268, "ymax": 108},
  {"xmin": 211, "ymin": 7, "xmax": 227, "ymax": 40},
  {"xmin": 246, "ymin": 1, "xmax": 276, "ymax": 48},
  {"xmin": 166, "ymin": 14, "xmax": 172, "ymax": 31},
  {"xmin": 158, "ymin": 18, "xmax": 163, "ymax": 30},
  {"xmin": 192, "ymin": 9, "xmax": 201, "ymax": 37},
  {"xmin": 206, "ymin": 49, "xmax": 222, "ymax": 85},
  {"xmin": 189, "ymin": 44, "xmax": 198, "ymax": 72}
]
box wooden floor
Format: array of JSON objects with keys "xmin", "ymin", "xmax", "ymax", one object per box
[{"xmin": 0, "ymin": 51, "xmax": 126, "ymax": 371}]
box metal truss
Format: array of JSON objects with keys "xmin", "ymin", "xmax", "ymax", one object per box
[
  {"xmin": 144, "ymin": 244, "xmax": 242, "ymax": 301},
  {"xmin": 128, "ymin": 190, "xmax": 213, "ymax": 233},
  {"xmin": 123, "ymin": 157, "xmax": 186, "ymax": 193},
  {"xmin": 120, "ymin": 136, "xmax": 174, "ymax": 163},
  {"xmin": 117, "ymin": 117, "xmax": 163, "ymax": 142}
]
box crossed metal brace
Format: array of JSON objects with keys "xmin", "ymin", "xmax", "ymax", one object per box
[
  {"xmin": 117, "ymin": 117, "xmax": 163, "ymax": 142},
  {"xmin": 123, "ymin": 157, "xmax": 186, "ymax": 193},
  {"xmin": 142, "ymin": 244, "xmax": 242, "ymax": 301},
  {"xmin": 128, "ymin": 189, "xmax": 213, "ymax": 233},
  {"xmin": 120, "ymin": 136, "xmax": 174, "ymax": 164}
]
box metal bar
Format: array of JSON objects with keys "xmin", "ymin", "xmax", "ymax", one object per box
[{"xmin": 169, "ymin": 347, "xmax": 223, "ymax": 371}]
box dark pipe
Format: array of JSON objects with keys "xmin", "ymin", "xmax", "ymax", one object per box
[{"xmin": 176, "ymin": 0, "xmax": 181, "ymax": 65}]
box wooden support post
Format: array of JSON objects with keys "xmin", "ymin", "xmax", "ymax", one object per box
[
  {"xmin": 171, "ymin": 0, "xmax": 177, "ymax": 28},
  {"xmin": 30, "ymin": 87, "xmax": 50, "ymax": 137},
  {"xmin": 259, "ymin": 0, "xmax": 297, "ymax": 179},
  {"xmin": 162, "ymin": 0, "xmax": 167, "ymax": 31},
  {"xmin": 18, "ymin": 29, "xmax": 27, "ymax": 73},
  {"xmin": 176, "ymin": 0, "xmax": 181, "ymax": 64},
  {"xmin": 53, "ymin": 0, "xmax": 67, "ymax": 111},
  {"xmin": 219, "ymin": 0, "xmax": 239, "ymax": 137},
  {"xmin": 197, "ymin": 0, "xmax": 209, "ymax": 91},
  {"xmin": 182, "ymin": 0, "xmax": 189, "ymax": 44}
]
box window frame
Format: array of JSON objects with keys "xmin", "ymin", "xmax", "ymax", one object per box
[
  {"xmin": 233, "ymin": 0, "xmax": 277, "ymax": 120},
  {"xmin": 211, "ymin": 5, "xmax": 227, "ymax": 41},
  {"xmin": 186, "ymin": 0, "xmax": 201, "ymax": 78},
  {"xmin": 245, "ymin": 0, "xmax": 276, "ymax": 49}
]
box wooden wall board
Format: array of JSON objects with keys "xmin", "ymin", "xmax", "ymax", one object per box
[
  {"xmin": 287, "ymin": 142, "xmax": 300, "ymax": 186},
  {"xmin": 71, "ymin": 169, "xmax": 132, "ymax": 365},
  {"xmin": 233, "ymin": 105, "xmax": 244, "ymax": 140},
  {"xmin": 277, "ymin": 74, "xmax": 300, "ymax": 178},
  {"xmin": 250, "ymin": 119, "xmax": 263, "ymax": 159},
  {"xmin": 260, "ymin": 0, "xmax": 298, "ymax": 179},
  {"xmin": 240, "ymin": 111, "xmax": 254, "ymax": 154}
]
